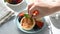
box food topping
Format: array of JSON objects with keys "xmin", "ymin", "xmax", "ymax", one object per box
[
  {"xmin": 33, "ymin": 10, "xmax": 39, "ymax": 16},
  {"xmin": 35, "ymin": 21, "xmax": 44, "ymax": 29},
  {"xmin": 7, "ymin": 0, "xmax": 22, "ymax": 4},
  {"xmin": 18, "ymin": 12, "xmax": 24, "ymax": 17}
]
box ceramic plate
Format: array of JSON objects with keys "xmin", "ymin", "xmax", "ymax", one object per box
[{"xmin": 16, "ymin": 9, "xmax": 48, "ymax": 33}]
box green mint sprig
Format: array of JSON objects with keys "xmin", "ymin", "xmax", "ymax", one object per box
[
  {"xmin": 24, "ymin": 14, "xmax": 30, "ymax": 18},
  {"xmin": 24, "ymin": 14, "xmax": 33, "ymax": 22},
  {"xmin": 4, "ymin": 0, "xmax": 7, "ymax": 2}
]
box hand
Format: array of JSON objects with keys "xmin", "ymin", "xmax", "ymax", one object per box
[
  {"xmin": 28, "ymin": 0, "xmax": 51, "ymax": 18},
  {"xmin": 28, "ymin": 0, "xmax": 60, "ymax": 18}
]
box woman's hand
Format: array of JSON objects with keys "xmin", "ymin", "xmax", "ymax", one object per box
[{"xmin": 28, "ymin": 0, "xmax": 60, "ymax": 18}]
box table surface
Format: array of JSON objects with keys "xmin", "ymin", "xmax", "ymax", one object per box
[{"xmin": 0, "ymin": 16, "xmax": 51, "ymax": 34}]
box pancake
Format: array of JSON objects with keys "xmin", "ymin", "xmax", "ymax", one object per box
[{"xmin": 21, "ymin": 17, "xmax": 35, "ymax": 30}]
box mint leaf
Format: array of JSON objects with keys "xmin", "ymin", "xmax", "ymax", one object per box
[
  {"xmin": 24, "ymin": 14, "xmax": 33, "ymax": 22},
  {"xmin": 24, "ymin": 14, "xmax": 30, "ymax": 18},
  {"xmin": 4, "ymin": 0, "xmax": 7, "ymax": 2}
]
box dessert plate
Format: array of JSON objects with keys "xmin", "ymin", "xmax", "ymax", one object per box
[{"xmin": 15, "ymin": 9, "xmax": 48, "ymax": 33}]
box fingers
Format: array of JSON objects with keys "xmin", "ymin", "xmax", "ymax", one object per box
[
  {"xmin": 28, "ymin": 3, "xmax": 34, "ymax": 10},
  {"xmin": 28, "ymin": 3, "xmax": 36, "ymax": 16},
  {"xmin": 28, "ymin": 4, "xmax": 37, "ymax": 17},
  {"xmin": 28, "ymin": 3, "xmax": 44, "ymax": 18},
  {"xmin": 28, "ymin": 3, "xmax": 34, "ymax": 16}
]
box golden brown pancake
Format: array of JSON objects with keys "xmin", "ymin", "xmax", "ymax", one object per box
[{"xmin": 21, "ymin": 17, "xmax": 35, "ymax": 30}]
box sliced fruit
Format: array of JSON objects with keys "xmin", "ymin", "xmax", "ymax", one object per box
[
  {"xmin": 17, "ymin": 0, "xmax": 22, "ymax": 3},
  {"xmin": 35, "ymin": 21, "xmax": 44, "ymax": 29},
  {"xmin": 18, "ymin": 12, "xmax": 24, "ymax": 17},
  {"xmin": 33, "ymin": 10, "xmax": 39, "ymax": 16},
  {"xmin": 33, "ymin": 25, "xmax": 40, "ymax": 31},
  {"xmin": 18, "ymin": 16, "xmax": 23, "ymax": 22}
]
